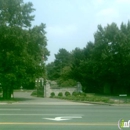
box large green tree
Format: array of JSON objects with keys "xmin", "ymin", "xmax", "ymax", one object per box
[
  {"xmin": 47, "ymin": 21, "xmax": 130, "ymax": 95},
  {"xmin": 46, "ymin": 48, "xmax": 76, "ymax": 87},
  {"xmin": 70, "ymin": 22, "xmax": 130, "ymax": 94},
  {"xmin": 0, "ymin": 0, "xmax": 49, "ymax": 99},
  {"xmin": 46, "ymin": 48, "xmax": 71, "ymax": 80},
  {"xmin": 92, "ymin": 22, "xmax": 130, "ymax": 94}
]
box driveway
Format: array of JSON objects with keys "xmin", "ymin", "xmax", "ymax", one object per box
[{"xmin": 13, "ymin": 90, "xmax": 92, "ymax": 105}]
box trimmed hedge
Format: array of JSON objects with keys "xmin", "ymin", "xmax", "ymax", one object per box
[
  {"xmin": 65, "ymin": 91, "xmax": 71, "ymax": 97},
  {"xmin": 50, "ymin": 92, "xmax": 55, "ymax": 97},
  {"xmin": 72, "ymin": 92, "xmax": 77, "ymax": 96},
  {"xmin": 58, "ymin": 92, "xmax": 63, "ymax": 97}
]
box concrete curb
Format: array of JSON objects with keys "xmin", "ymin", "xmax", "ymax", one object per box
[
  {"xmin": 76, "ymin": 101, "xmax": 130, "ymax": 106},
  {"xmin": 55, "ymin": 97, "xmax": 130, "ymax": 106}
]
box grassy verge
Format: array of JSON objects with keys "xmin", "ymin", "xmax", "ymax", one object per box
[
  {"xmin": 51, "ymin": 93, "xmax": 130, "ymax": 104},
  {"xmin": 55, "ymin": 95, "xmax": 112, "ymax": 104}
]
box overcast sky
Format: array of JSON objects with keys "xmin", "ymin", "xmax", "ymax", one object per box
[{"xmin": 24, "ymin": 0, "xmax": 130, "ymax": 63}]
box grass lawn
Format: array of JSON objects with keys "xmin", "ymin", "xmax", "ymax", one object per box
[{"xmin": 50, "ymin": 92, "xmax": 130, "ymax": 104}]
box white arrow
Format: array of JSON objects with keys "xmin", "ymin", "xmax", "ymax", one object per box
[{"xmin": 44, "ymin": 116, "xmax": 82, "ymax": 121}]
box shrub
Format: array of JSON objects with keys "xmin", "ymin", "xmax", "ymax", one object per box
[
  {"xmin": 72, "ymin": 92, "xmax": 78, "ymax": 96},
  {"xmin": 50, "ymin": 92, "xmax": 55, "ymax": 97},
  {"xmin": 31, "ymin": 90, "xmax": 37, "ymax": 96},
  {"xmin": 58, "ymin": 92, "xmax": 63, "ymax": 97},
  {"xmin": 79, "ymin": 92, "xmax": 86, "ymax": 96},
  {"xmin": 65, "ymin": 91, "xmax": 71, "ymax": 97},
  {"xmin": 101, "ymin": 97, "xmax": 110, "ymax": 103},
  {"xmin": 72, "ymin": 92, "xmax": 86, "ymax": 97},
  {"xmin": 37, "ymin": 90, "xmax": 44, "ymax": 97},
  {"xmin": 31, "ymin": 90, "xmax": 44, "ymax": 97}
]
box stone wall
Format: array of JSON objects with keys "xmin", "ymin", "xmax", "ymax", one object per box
[{"xmin": 44, "ymin": 80, "xmax": 82, "ymax": 98}]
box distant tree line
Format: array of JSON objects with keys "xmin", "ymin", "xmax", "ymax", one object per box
[{"xmin": 46, "ymin": 22, "xmax": 130, "ymax": 95}]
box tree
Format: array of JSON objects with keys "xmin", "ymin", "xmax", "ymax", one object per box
[
  {"xmin": 46, "ymin": 48, "xmax": 77, "ymax": 87},
  {"xmin": 70, "ymin": 46, "xmax": 98, "ymax": 93},
  {"xmin": 85, "ymin": 22, "xmax": 130, "ymax": 94},
  {"xmin": 70, "ymin": 22, "xmax": 130, "ymax": 94},
  {"xmin": 46, "ymin": 62, "xmax": 56, "ymax": 80},
  {"xmin": 53, "ymin": 48, "xmax": 71, "ymax": 79},
  {"xmin": 0, "ymin": 0, "xmax": 49, "ymax": 99},
  {"xmin": 47, "ymin": 21, "xmax": 130, "ymax": 94},
  {"xmin": 55, "ymin": 48, "xmax": 71, "ymax": 69},
  {"xmin": 70, "ymin": 47, "xmax": 85, "ymax": 79},
  {"xmin": 0, "ymin": 0, "xmax": 35, "ymax": 27}
]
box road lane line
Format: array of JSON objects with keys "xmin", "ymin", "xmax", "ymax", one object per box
[
  {"xmin": 0, "ymin": 114, "xmax": 83, "ymax": 116},
  {"xmin": 0, "ymin": 122, "xmax": 117, "ymax": 126},
  {"xmin": 0, "ymin": 109, "xmax": 21, "ymax": 111},
  {"xmin": 12, "ymin": 102, "xmax": 93, "ymax": 105}
]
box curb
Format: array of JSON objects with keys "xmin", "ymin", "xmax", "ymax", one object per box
[
  {"xmin": 77, "ymin": 101, "xmax": 130, "ymax": 106},
  {"xmin": 51, "ymin": 97, "xmax": 130, "ymax": 106}
]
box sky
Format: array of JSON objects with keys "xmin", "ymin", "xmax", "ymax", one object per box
[{"xmin": 24, "ymin": 0, "xmax": 130, "ymax": 63}]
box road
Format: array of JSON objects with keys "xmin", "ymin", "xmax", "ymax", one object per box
[{"xmin": 0, "ymin": 91, "xmax": 130, "ymax": 130}]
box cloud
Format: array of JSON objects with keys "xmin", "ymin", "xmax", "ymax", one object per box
[
  {"xmin": 116, "ymin": 0, "xmax": 130, "ymax": 4},
  {"xmin": 97, "ymin": 8, "xmax": 119, "ymax": 17},
  {"xmin": 95, "ymin": 7, "xmax": 120, "ymax": 27},
  {"xmin": 91, "ymin": 0, "xmax": 105, "ymax": 7},
  {"xmin": 94, "ymin": 0, "xmax": 104, "ymax": 5},
  {"xmin": 47, "ymin": 25, "xmax": 77, "ymax": 37}
]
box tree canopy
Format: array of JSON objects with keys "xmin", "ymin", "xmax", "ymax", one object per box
[
  {"xmin": 46, "ymin": 22, "xmax": 130, "ymax": 95},
  {"xmin": 0, "ymin": 0, "xmax": 49, "ymax": 99}
]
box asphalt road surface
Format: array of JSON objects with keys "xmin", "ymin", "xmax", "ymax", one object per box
[{"xmin": 0, "ymin": 91, "xmax": 130, "ymax": 130}]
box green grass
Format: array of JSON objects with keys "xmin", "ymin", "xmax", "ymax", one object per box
[{"xmin": 52, "ymin": 93, "xmax": 130, "ymax": 104}]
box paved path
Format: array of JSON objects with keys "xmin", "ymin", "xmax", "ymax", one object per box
[{"xmin": 13, "ymin": 91, "xmax": 92, "ymax": 105}]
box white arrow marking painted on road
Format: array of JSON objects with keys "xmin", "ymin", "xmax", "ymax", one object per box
[{"xmin": 44, "ymin": 116, "xmax": 82, "ymax": 121}]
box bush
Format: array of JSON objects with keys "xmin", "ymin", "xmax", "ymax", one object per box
[
  {"xmin": 58, "ymin": 92, "xmax": 63, "ymax": 97},
  {"xmin": 31, "ymin": 90, "xmax": 44, "ymax": 97},
  {"xmin": 37, "ymin": 90, "xmax": 44, "ymax": 97},
  {"xmin": 72, "ymin": 92, "xmax": 86, "ymax": 97},
  {"xmin": 31, "ymin": 90, "xmax": 37, "ymax": 96},
  {"xmin": 50, "ymin": 92, "xmax": 55, "ymax": 97},
  {"xmin": 79, "ymin": 92, "xmax": 86, "ymax": 96},
  {"xmin": 72, "ymin": 92, "xmax": 78, "ymax": 96},
  {"xmin": 65, "ymin": 91, "xmax": 71, "ymax": 97}
]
